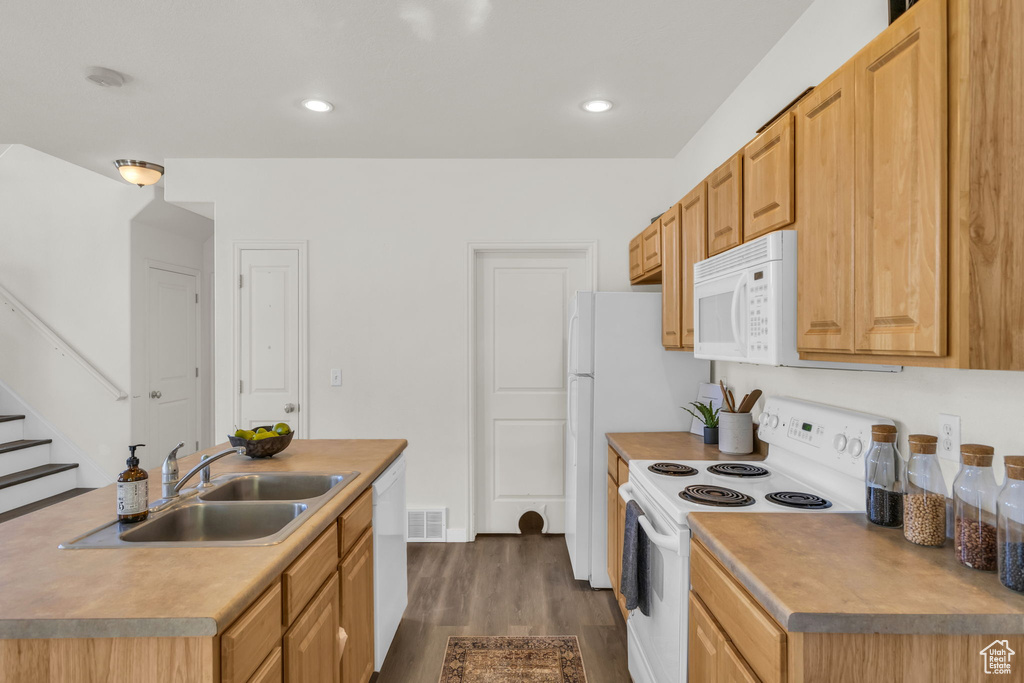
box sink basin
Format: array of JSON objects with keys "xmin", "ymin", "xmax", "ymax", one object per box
[
  {"xmin": 59, "ymin": 470, "xmax": 361, "ymax": 549},
  {"xmin": 119, "ymin": 502, "xmax": 307, "ymax": 543},
  {"xmin": 198, "ymin": 473, "xmax": 350, "ymax": 502}
]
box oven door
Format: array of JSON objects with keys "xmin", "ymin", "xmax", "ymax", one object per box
[
  {"xmin": 619, "ymin": 481, "xmax": 688, "ymax": 683},
  {"xmin": 693, "ymin": 269, "xmax": 748, "ymax": 362}
]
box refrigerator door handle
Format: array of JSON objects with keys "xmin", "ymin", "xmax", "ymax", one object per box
[
  {"xmin": 568, "ymin": 313, "xmax": 579, "ymax": 375},
  {"xmin": 568, "ymin": 375, "xmax": 578, "ymax": 463}
]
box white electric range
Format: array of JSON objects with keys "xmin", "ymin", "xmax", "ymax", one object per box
[{"xmin": 619, "ymin": 396, "xmax": 894, "ymax": 683}]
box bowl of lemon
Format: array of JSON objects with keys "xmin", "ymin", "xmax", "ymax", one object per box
[{"xmin": 228, "ymin": 423, "xmax": 294, "ymax": 458}]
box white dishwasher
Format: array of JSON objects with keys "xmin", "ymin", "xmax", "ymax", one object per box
[{"xmin": 372, "ymin": 452, "xmax": 407, "ymax": 670}]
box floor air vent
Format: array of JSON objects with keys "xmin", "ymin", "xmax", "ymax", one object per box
[{"xmin": 408, "ymin": 508, "xmax": 446, "ymax": 542}]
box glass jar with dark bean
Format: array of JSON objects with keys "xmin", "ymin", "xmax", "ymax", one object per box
[
  {"xmin": 865, "ymin": 425, "xmax": 903, "ymax": 528},
  {"xmin": 998, "ymin": 456, "xmax": 1024, "ymax": 592}
]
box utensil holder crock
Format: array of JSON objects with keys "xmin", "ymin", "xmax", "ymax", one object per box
[{"xmin": 719, "ymin": 412, "xmax": 754, "ymax": 455}]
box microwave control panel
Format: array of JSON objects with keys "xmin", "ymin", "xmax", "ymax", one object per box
[{"xmin": 745, "ymin": 267, "xmax": 775, "ymax": 362}]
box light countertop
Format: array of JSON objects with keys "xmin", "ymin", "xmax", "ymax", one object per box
[
  {"xmin": 688, "ymin": 512, "xmax": 1024, "ymax": 635},
  {"xmin": 606, "ymin": 430, "xmax": 766, "ymax": 463},
  {"xmin": 0, "ymin": 439, "xmax": 406, "ymax": 639}
]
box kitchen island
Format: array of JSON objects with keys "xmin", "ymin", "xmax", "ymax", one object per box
[
  {"xmin": 687, "ymin": 512, "xmax": 1024, "ymax": 682},
  {"xmin": 0, "ymin": 438, "xmax": 406, "ymax": 683}
]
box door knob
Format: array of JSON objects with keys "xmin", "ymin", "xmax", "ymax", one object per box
[
  {"xmin": 284, "ymin": 403, "xmax": 296, "ymax": 414},
  {"xmin": 150, "ymin": 390, "xmax": 162, "ymax": 399}
]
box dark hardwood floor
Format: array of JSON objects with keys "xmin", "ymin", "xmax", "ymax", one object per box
[{"xmin": 377, "ymin": 534, "xmax": 629, "ymax": 682}]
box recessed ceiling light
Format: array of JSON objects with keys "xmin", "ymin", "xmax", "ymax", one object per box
[
  {"xmin": 581, "ymin": 99, "xmax": 613, "ymax": 113},
  {"xmin": 302, "ymin": 99, "xmax": 334, "ymax": 113},
  {"xmin": 86, "ymin": 67, "xmax": 126, "ymax": 88}
]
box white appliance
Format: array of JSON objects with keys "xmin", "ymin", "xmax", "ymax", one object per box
[
  {"xmin": 692, "ymin": 231, "xmax": 899, "ymax": 371},
  {"xmin": 565, "ymin": 292, "xmax": 710, "ymax": 589},
  {"xmin": 372, "ymin": 453, "xmax": 407, "ymax": 670},
  {"xmin": 620, "ymin": 397, "xmax": 893, "ymax": 683}
]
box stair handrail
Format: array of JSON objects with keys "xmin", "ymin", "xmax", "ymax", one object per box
[{"xmin": 0, "ymin": 283, "xmax": 128, "ymax": 401}]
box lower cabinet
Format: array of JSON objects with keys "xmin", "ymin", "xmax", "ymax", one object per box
[
  {"xmin": 249, "ymin": 647, "xmax": 283, "ymax": 683},
  {"xmin": 606, "ymin": 446, "xmax": 629, "ymax": 621},
  {"xmin": 340, "ymin": 528, "xmax": 375, "ymax": 683},
  {"xmin": 689, "ymin": 592, "xmax": 760, "ymax": 683},
  {"xmin": 285, "ymin": 573, "xmax": 341, "ymax": 683}
]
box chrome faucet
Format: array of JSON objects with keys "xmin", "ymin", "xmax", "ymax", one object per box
[
  {"xmin": 161, "ymin": 442, "xmax": 186, "ymax": 498},
  {"xmin": 173, "ymin": 447, "xmax": 247, "ymax": 493}
]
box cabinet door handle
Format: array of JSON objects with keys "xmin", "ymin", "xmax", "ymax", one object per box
[
  {"xmin": 338, "ymin": 627, "xmax": 348, "ymax": 663},
  {"xmin": 150, "ymin": 390, "xmax": 162, "ymax": 399}
]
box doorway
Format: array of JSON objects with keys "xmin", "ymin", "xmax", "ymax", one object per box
[
  {"xmin": 469, "ymin": 243, "xmax": 595, "ymax": 537},
  {"xmin": 234, "ymin": 243, "xmax": 308, "ymax": 436},
  {"xmin": 146, "ymin": 265, "xmax": 200, "ymax": 455}
]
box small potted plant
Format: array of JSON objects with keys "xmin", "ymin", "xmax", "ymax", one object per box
[{"xmin": 683, "ymin": 401, "xmax": 720, "ymax": 444}]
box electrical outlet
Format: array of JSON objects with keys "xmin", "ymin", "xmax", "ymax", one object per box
[
  {"xmin": 938, "ymin": 413, "xmax": 961, "ymax": 462},
  {"xmin": 330, "ymin": 369, "xmax": 342, "ymax": 387}
]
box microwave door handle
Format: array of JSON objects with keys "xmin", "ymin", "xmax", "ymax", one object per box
[{"xmin": 730, "ymin": 273, "xmax": 748, "ymax": 349}]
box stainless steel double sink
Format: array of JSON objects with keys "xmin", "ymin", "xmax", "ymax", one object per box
[{"xmin": 60, "ymin": 472, "xmax": 359, "ymax": 549}]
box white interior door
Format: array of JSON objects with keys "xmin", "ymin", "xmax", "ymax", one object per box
[
  {"xmin": 147, "ymin": 267, "xmax": 198, "ymax": 454},
  {"xmin": 474, "ymin": 250, "xmax": 590, "ymax": 534},
  {"xmin": 238, "ymin": 249, "xmax": 301, "ymax": 432}
]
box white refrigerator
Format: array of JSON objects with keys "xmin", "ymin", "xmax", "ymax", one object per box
[{"xmin": 564, "ymin": 292, "xmax": 710, "ymax": 588}]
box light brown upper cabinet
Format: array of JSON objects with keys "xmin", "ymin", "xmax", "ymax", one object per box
[
  {"xmin": 629, "ymin": 220, "xmax": 663, "ymax": 285},
  {"xmin": 706, "ymin": 152, "xmax": 743, "ymax": 256},
  {"xmin": 660, "ymin": 204, "xmax": 683, "ymax": 348},
  {"xmin": 743, "ymin": 113, "xmax": 795, "ymax": 240},
  {"xmin": 794, "ymin": 67, "xmax": 857, "ymax": 354},
  {"xmin": 679, "ymin": 183, "xmax": 708, "ymax": 349},
  {"xmin": 853, "ymin": 0, "xmax": 947, "ymax": 357}
]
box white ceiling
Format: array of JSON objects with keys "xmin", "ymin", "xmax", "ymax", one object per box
[{"xmin": 0, "ymin": 0, "xmax": 814, "ymax": 180}]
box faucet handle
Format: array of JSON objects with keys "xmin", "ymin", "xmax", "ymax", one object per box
[{"xmin": 167, "ymin": 441, "xmax": 185, "ymax": 458}]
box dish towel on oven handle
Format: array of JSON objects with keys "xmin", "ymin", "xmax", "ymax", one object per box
[{"xmin": 621, "ymin": 499, "xmax": 651, "ymax": 616}]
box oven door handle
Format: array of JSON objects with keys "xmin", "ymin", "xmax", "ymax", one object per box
[{"xmin": 618, "ymin": 481, "xmax": 681, "ymax": 554}]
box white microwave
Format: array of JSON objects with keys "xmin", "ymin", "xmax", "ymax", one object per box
[{"xmin": 693, "ymin": 231, "xmax": 899, "ymax": 372}]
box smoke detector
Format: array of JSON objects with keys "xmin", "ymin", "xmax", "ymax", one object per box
[{"xmin": 87, "ymin": 67, "xmax": 126, "ymax": 88}]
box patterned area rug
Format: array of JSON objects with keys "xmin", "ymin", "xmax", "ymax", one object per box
[{"xmin": 439, "ymin": 636, "xmax": 588, "ymax": 683}]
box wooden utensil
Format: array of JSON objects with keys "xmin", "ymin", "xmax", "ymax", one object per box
[
  {"xmin": 719, "ymin": 380, "xmax": 735, "ymax": 412},
  {"xmin": 738, "ymin": 389, "xmax": 762, "ymax": 414}
]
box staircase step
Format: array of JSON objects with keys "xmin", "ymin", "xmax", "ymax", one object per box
[
  {"xmin": 0, "ymin": 439, "xmax": 52, "ymax": 455},
  {"xmin": 0, "ymin": 416, "xmax": 25, "ymax": 443},
  {"xmin": 0, "ymin": 488, "xmax": 94, "ymax": 524},
  {"xmin": 0, "ymin": 464, "xmax": 79, "ymax": 515},
  {"xmin": 0, "ymin": 440, "xmax": 51, "ymax": 478}
]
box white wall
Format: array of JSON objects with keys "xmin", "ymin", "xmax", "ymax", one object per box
[
  {"xmin": 166, "ymin": 158, "xmax": 673, "ymax": 536},
  {"xmin": 129, "ymin": 192, "xmax": 214, "ymax": 468},
  {"xmin": 669, "ymin": 0, "xmax": 1022, "ymax": 484},
  {"xmin": 0, "ymin": 144, "xmax": 153, "ymax": 481}
]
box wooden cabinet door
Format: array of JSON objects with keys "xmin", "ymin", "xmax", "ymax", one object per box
[
  {"xmin": 794, "ymin": 67, "xmax": 857, "ymax": 354},
  {"xmin": 607, "ymin": 474, "xmax": 619, "ymax": 602},
  {"xmin": 744, "ymin": 113, "xmax": 795, "ymax": 240},
  {"xmin": 615, "ymin": 460, "xmax": 629, "ymax": 620},
  {"xmin": 679, "ymin": 183, "xmax": 707, "ymax": 349},
  {"xmin": 854, "ymin": 0, "xmax": 947, "ymax": 356},
  {"xmin": 660, "ymin": 204, "xmax": 683, "ymax": 348},
  {"xmin": 284, "ymin": 573, "xmax": 340, "ymax": 683},
  {"xmin": 340, "ymin": 530, "xmax": 374, "ymax": 683},
  {"xmin": 689, "ymin": 593, "xmax": 724, "ymax": 682},
  {"xmin": 628, "ymin": 235, "xmax": 643, "ymax": 282},
  {"xmin": 707, "ymin": 152, "xmax": 744, "ymax": 256},
  {"xmin": 641, "ymin": 220, "xmax": 662, "ymax": 273},
  {"xmin": 721, "ymin": 642, "xmax": 761, "ymax": 683}
]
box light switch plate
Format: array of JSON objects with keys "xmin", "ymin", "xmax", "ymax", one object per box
[
  {"xmin": 938, "ymin": 413, "xmax": 961, "ymax": 462},
  {"xmin": 330, "ymin": 369, "xmax": 342, "ymax": 387}
]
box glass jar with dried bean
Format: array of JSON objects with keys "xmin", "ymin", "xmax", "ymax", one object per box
[
  {"xmin": 998, "ymin": 456, "xmax": 1024, "ymax": 593},
  {"xmin": 953, "ymin": 445, "xmax": 999, "ymax": 571},
  {"xmin": 865, "ymin": 425, "xmax": 903, "ymax": 528},
  {"xmin": 903, "ymin": 434, "xmax": 946, "ymax": 547}
]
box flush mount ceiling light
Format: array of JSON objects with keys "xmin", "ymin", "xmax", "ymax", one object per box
[
  {"xmin": 581, "ymin": 99, "xmax": 613, "ymax": 113},
  {"xmin": 86, "ymin": 67, "xmax": 126, "ymax": 88},
  {"xmin": 114, "ymin": 160, "xmax": 164, "ymax": 187},
  {"xmin": 301, "ymin": 99, "xmax": 334, "ymax": 113}
]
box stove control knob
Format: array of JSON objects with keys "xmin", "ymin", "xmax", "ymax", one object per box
[
  {"xmin": 833, "ymin": 434, "xmax": 848, "ymax": 452},
  {"xmin": 758, "ymin": 411, "xmax": 770, "ymax": 426},
  {"xmin": 848, "ymin": 438, "xmax": 863, "ymax": 457},
  {"xmin": 769, "ymin": 415, "xmax": 780, "ymax": 429}
]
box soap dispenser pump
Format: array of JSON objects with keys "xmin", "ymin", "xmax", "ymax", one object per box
[{"xmin": 117, "ymin": 444, "xmax": 149, "ymax": 523}]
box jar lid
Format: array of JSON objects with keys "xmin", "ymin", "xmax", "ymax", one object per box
[
  {"xmin": 871, "ymin": 424, "xmax": 897, "ymax": 443},
  {"xmin": 908, "ymin": 434, "xmax": 938, "ymax": 454},
  {"xmin": 1006, "ymin": 455, "xmax": 1024, "ymax": 481},
  {"xmin": 961, "ymin": 444, "xmax": 994, "ymax": 467}
]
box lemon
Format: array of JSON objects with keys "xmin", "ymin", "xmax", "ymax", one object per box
[
  {"xmin": 273, "ymin": 423, "xmax": 291, "ymax": 436},
  {"xmin": 234, "ymin": 429, "xmax": 256, "ymax": 440},
  {"xmin": 253, "ymin": 432, "xmax": 277, "ymax": 440}
]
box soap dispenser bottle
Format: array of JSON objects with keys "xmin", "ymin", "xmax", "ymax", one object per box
[{"xmin": 117, "ymin": 444, "xmax": 149, "ymax": 523}]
